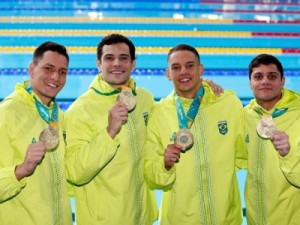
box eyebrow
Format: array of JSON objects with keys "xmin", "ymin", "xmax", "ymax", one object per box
[
  {"xmin": 44, "ymin": 63, "xmax": 68, "ymax": 71},
  {"xmin": 103, "ymin": 53, "xmax": 130, "ymax": 57},
  {"xmin": 171, "ymin": 61, "xmax": 195, "ymax": 66}
]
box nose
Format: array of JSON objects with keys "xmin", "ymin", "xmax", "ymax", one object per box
[
  {"xmin": 50, "ymin": 71, "xmax": 60, "ymax": 81},
  {"xmin": 113, "ymin": 58, "xmax": 121, "ymax": 66},
  {"xmin": 179, "ymin": 66, "xmax": 188, "ymax": 74},
  {"xmin": 261, "ymin": 76, "xmax": 270, "ymax": 84}
]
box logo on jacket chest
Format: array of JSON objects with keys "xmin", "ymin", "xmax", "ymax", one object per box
[{"xmin": 218, "ymin": 120, "xmax": 228, "ymax": 135}]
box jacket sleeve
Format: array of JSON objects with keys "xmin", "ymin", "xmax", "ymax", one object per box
[
  {"xmin": 64, "ymin": 107, "xmax": 120, "ymax": 186},
  {"xmin": 279, "ymin": 134, "xmax": 300, "ymax": 188},
  {"xmin": 234, "ymin": 99, "xmax": 248, "ymax": 170},
  {"xmin": 144, "ymin": 109, "xmax": 176, "ymax": 190},
  {"xmin": 0, "ymin": 114, "xmax": 26, "ymax": 203}
]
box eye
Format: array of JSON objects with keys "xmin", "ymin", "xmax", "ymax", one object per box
[
  {"xmin": 120, "ymin": 55, "xmax": 130, "ymax": 61},
  {"xmin": 187, "ymin": 63, "xmax": 194, "ymax": 69},
  {"xmin": 252, "ymin": 74, "xmax": 263, "ymax": 80},
  {"xmin": 104, "ymin": 55, "xmax": 114, "ymax": 61},
  {"xmin": 59, "ymin": 70, "xmax": 67, "ymax": 76},
  {"xmin": 171, "ymin": 65, "xmax": 180, "ymax": 71},
  {"xmin": 44, "ymin": 66, "xmax": 53, "ymax": 72},
  {"xmin": 268, "ymin": 73, "xmax": 279, "ymax": 80}
]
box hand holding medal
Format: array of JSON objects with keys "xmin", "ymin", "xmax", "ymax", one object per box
[
  {"xmin": 39, "ymin": 121, "xmax": 59, "ymax": 150},
  {"xmin": 116, "ymin": 86, "xmax": 136, "ymax": 112},
  {"xmin": 174, "ymin": 128, "xmax": 194, "ymax": 151},
  {"xmin": 255, "ymin": 107, "xmax": 288, "ymax": 139},
  {"xmin": 257, "ymin": 115, "xmax": 276, "ymax": 139}
]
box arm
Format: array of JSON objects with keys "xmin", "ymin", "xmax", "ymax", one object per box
[
  {"xmin": 0, "ymin": 117, "xmax": 25, "ymax": 202},
  {"xmin": 277, "ymin": 131, "xmax": 300, "ymax": 187},
  {"xmin": 235, "ymin": 100, "xmax": 248, "ymax": 170},
  {"xmin": 203, "ymin": 79, "xmax": 224, "ymax": 96},
  {"xmin": 143, "ymin": 112, "xmax": 176, "ymax": 190},
  {"xmin": 64, "ymin": 105, "xmax": 120, "ymax": 186}
]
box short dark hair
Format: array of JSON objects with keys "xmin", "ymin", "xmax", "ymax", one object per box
[
  {"xmin": 248, "ymin": 54, "xmax": 283, "ymax": 79},
  {"xmin": 167, "ymin": 44, "xmax": 200, "ymax": 63},
  {"xmin": 97, "ymin": 33, "xmax": 136, "ymax": 61},
  {"xmin": 33, "ymin": 41, "xmax": 69, "ymax": 65}
]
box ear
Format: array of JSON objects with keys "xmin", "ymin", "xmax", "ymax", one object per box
[
  {"xmin": 249, "ymin": 79, "xmax": 253, "ymax": 90},
  {"xmin": 198, "ymin": 64, "xmax": 204, "ymax": 77},
  {"xmin": 96, "ymin": 59, "xmax": 101, "ymax": 72},
  {"xmin": 28, "ymin": 63, "xmax": 35, "ymax": 78},
  {"xmin": 281, "ymin": 76, "xmax": 285, "ymax": 88},
  {"xmin": 131, "ymin": 59, "xmax": 136, "ymax": 72},
  {"xmin": 166, "ymin": 68, "xmax": 172, "ymax": 81}
]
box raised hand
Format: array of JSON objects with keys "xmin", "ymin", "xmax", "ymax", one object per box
[
  {"xmin": 107, "ymin": 101, "xmax": 129, "ymax": 138},
  {"xmin": 164, "ymin": 144, "xmax": 185, "ymax": 170},
  {"xmin": 15, "ymin": 142, "xmax": 46, "ymax": 180},
  {"xmin": 271, "ymin": 130, "xmax": 290, "ymax": 157},
  {"xmin": 204, "ymin": 78, "xmax": 224, "ymax": 96}
]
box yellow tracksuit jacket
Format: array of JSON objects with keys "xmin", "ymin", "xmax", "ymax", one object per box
[
  {"xmin": 64, "ymin": 75, "xmax": 158, "ymax": 225},
  {"xmin": 144, "ymin": 82, "xmax": 247, "ymax": 225},
  {"xmin": 244, "ymin": 88, "xmax": 300, "ymax": 225},
  {"xmin": 0, "ymin": 81, "xmax": 72, "ymax": 225}
]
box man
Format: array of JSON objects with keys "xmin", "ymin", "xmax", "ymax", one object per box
[
  {"xmin": 244, "ymin": 54, "xmax": 300, "ymax": 225},
  {"xmin": 0, "ymin": 41, "xmax": 72, "ymax": 225},
  {"xmin": 144, "ymin": 44, "xmax": 247, "ymax": 225},
  {"xmin": 64, "ymin": 34, "xmax": 158, "ymax": 225}
]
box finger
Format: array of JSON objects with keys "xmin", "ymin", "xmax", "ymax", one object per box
[
  {"xmin": 166, "ymin": 151, "xmax": 180, "ymax": 160},
  {"xmin": 174, "ymin": 144, "xmax": 185, "ymax": 152},
  {"xmin": 172, "ymin": 157, "xmax": 179, "ymax": 163}
]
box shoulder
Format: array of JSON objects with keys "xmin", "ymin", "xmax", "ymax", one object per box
[
  {"xmin": 150, "ymin": 94, "xmax": 174, "ymax": 113},
  {"xmin": 222, "ymin": 90, "xmax": 241, "ymax": 102},
  {"xmin": 204, "ymin": 88, "xmax": 242, "ymax": 106},
  {"xmin": 136, "ymin": 87, "xmax": 154, "ymax": 99},
  {"xmin": 0, "ymin": 93, "xmax": 26, "ymax": 116}
]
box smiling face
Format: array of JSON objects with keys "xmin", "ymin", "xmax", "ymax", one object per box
[
  {"xmin": 96, "ymin": 42, "xmax": 136, "ymax": 89},
  {"xmin": 250, "ymin": 63, "xmax": 285, "ymax": 110},
  {"xmin": 166, "ymin": 50, "xmax": 204, "ymax": 99},
  {"xmin": 29, "ymin": 50, "xmax": 68, "ymax": 106}
]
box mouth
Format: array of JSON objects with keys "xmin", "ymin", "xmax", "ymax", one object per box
[
  {"xmin": 45, "ymin": 82, "xmax": 59, "ymax": 89},
  {"xmin": 259, "ymin": 87, "xmax": 272, "ymax": 91},
  {"xmin": 179, "ymin": 77, "xmax": 192, "ymax": 84},
  {"xmin": 111, "ymin": 70, "xmax": 124, "ymax": 75}
]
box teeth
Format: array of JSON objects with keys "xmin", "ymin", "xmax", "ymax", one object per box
[
  {"xmin": 47, "ymin": 83, "xmax": 57, "ymax": 88},
  {"xmin": 180, "ymin": 78, "xmax": 190, "ymax": 82}
]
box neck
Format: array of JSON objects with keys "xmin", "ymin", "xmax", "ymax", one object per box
[
  {"xmin": 178, "ymin": 92, "xmax": 196, "ymax": 99},
  {"xmin": 177, "ymin": 83, "xmax": 202, "ymax": 99},
  {"xmin": 257, "ymin": 95, "xmax": 282, "ymax": 111},
  {"xmin": 39, "ymin": 96, "xmax": 52, "ymax": 107},
  {"xmin": 30, "ymin": 87, "xmax": 52, "ymax": 106}
]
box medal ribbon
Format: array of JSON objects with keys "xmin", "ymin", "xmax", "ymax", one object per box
[
  {"xmin": 92, "ymin": 83, "xmax": 137, "ymax": 96},
  {"xmin": 26, "ymin": 86, "xmax": 58, "ymax": 123},
  {"xmin": 254, "ymin": 106, "xmax": 288, "ymax": 118},
  {"xmin": 175, "ymin": 85, "xmax": 204, "ymax": 129}
]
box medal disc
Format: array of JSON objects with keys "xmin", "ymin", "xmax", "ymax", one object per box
[
  {"xmin": 256, "ymin": 116, "xmax": 276, "ymax": 139},
  {"xmin": 117, "ymin": 89, "xmax": 136, "ymax": 111},
  {"xmin": 174, "ymin": 129, "xmax": 194, "ymax": 150},
  {"xmin": 39, "ymin": 125, "xmax": 59, "ymax": 150}
]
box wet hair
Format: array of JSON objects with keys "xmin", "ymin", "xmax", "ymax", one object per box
[
  {"xmin": 33, "ymin": 41, "xmax": 69, "ymax": 65},
  {"xmin": 248, "ymin": 54, "xmax": 284, "ymax": 79},
  {"xmin": 97, "ymin": 33, "xmax": 136, "ymax": 61},
  {"xmin": 167, "ymin": 44, "xmax": 200, "ymax": 63}
]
